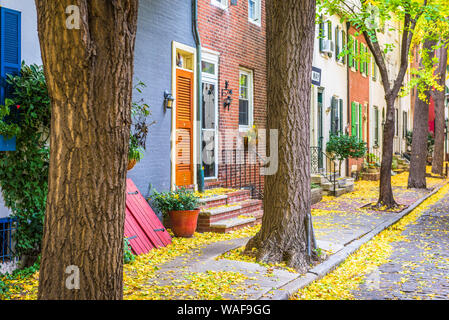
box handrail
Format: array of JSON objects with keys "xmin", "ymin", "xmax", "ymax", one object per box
[{"xmin": 311, "ymin": 146, "xmax": 338, "ymax": 196}]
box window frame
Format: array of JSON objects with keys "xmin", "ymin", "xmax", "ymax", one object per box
[
  {"xmin": 248, "ymin": 0, "xmax": 262, "ymax": 26},
  {"xmin": 238, "ymin": 68, "xmax": 254, "ymax": 131},
  {"xmin": 211, "ymin": 0, "xmax": 228, "ymax": 10}
]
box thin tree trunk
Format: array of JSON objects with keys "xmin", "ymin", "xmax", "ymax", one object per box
[
  {"xmin": 244, "ymin": 0, "xmax": 318, "ymax": 272},
  {"xmin": 431, "ymin": 45, "xmax": 448, "ymax": 176},
  {"xmin": 377, "ymin": 98, "xmax": 397, "ymax": 207},
  {"xmin": 408, "ymin": 38, "xmax": 437, "ymax": 189},
  {"xmin": 36, "ymin": 0, "xmax": 139, "ymax": 300}
]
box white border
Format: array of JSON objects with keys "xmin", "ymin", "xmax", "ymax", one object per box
[{"xmin": 171, "ymin": 41, "xmax": 197, "ymax": 190}]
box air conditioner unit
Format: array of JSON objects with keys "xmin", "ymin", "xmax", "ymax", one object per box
[{"xmin": 321, "ymin": 39, "xmax": 334, "ymax": 56}]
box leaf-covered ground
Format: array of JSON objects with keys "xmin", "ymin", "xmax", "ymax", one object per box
[
  {"xmin": 292, "ymin": 181, "xmax": 449, "ymax": 300},
  {"xmin": 1, "ymin": 225, "xmax": 260, "ymax": 300}
]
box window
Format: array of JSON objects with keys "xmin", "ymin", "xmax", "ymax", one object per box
[
  {"xmin": 371, "ymin": 54, "xmax": 378, "ymax": 81},
  {"xmin": 402, "ymin": 111, "xmax": 408, "ymax": 138},
  {"xmin": 212, "ymin": 0, "xmax": 227, "ymax": 9},
  {"xmin": 239, "ymin": 69, "xmax": 253, "ymax": 129},
  {"xmin": 374, "ymin": 107, "xmax": 379, "ymax": 146},
  {"xmin": 336, "ymin": 29, "xmax": 346, "ymax": 64},
  {"xmin": 248, "ymin": 0, "xmax": 261, "ymax": 25},
  {"xmin": 330, "ymin": 97, "xmax": 344, "ymax": 135},
  {"xmin": 319, "ymin": 17, "xmax": 333, "ymax": 55},
  {"xmin": 395, "ymin": 109, "xmax": 399, "ymax": 136}
]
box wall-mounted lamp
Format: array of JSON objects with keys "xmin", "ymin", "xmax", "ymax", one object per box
[
  {"xmin": 164, "ymin": 90, "xmax": 175, "ymax": 109},
  {"xmin": 221, "ymin": 81, "xmax": 233, "ymax": 110}
]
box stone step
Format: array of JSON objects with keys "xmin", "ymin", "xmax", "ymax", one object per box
[
  {"xmin": 198, "ymin": 188, "xmax": 252, "ymax": 210},
  {"xmin": 197, "ymin": 199, "xmax": 263, "ymax": 233},
  {"xmin": 209, "ymin": 216, "xmax": 259, "ymax": 233},
  {"xmin": 198, "ymin": 194, "xmax": 228, "ymax": 210}
]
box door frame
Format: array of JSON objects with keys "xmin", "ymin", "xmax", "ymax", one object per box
[
  {"xmin": 317, "ymin": 88, "xmax": 324, "ymax": 170},
  {"xmin": 171, "ymin": 41, "xmax": 197, "ymax": 190},
  {"xmin": 201, "ymin": 49, "xmax": 220, "ymax": 180}
]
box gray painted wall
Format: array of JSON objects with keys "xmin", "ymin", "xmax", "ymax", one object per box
[{"xmin": 128, "ymin": 0, "xmax": 196, "ymax": 196}]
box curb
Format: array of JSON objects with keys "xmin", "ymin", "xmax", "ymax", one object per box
[{"xmin": 259, "ymin": 183, "xmax": 446, "ymax": 300}]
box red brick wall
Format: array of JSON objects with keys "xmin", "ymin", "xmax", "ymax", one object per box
[
  {"xmin": 198, "ymin": 0, "xmax": 266, "ymax": 192},
  {"xmin": 348, "ymin": 26, "xmax": 370, "ymax": 174}
]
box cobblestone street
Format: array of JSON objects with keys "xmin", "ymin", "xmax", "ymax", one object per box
[{"xmin": 353, "ymin": 188, "xmax": 449, "ymax": 300}]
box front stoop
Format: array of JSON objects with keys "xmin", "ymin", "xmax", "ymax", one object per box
[
  {"xmin": 312, "ymin": 174, "xmax": 355, "ymax": 197},
  {"xmin": 197, "ymin": 189, "xmax": 263, "ymax": 233}
]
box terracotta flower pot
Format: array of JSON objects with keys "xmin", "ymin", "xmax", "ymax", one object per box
[
  {"xmin": 127, "ymin": 159, "xmax": 137, "ymax": 171},
  {"xmin": 168, "ymin": 209, "xmax": 200, "ymax": 238}
]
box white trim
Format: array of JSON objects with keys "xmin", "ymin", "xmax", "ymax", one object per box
[
  {"xmin": 211, "ymin": 0, "xmax": 228, "ymax": 10},
  {"xmin": 171, "ymin": 41, "xmax": 197, "ymax": 191},
  {"xmin": 248, "ymin": 0, "xmax": 262, "ymax": 27},
  {"xmin": 238, "ymin": 67, "xmax": 254, "ymax": 131},
  {"xmin": 201, "ymin": 50, "xmax": 220, "ymax": 180}
]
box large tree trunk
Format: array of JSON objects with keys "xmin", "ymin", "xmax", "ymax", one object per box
[
  {"xmin": 244, "ymin": 0, "xmax": 318, "ymax": 272},
  {"xmin": 431, "ymin": 45, "xmax": 448, "ymax": 176},
  {"xmin": 36, "ymin": 0, "xmax": 139, "ymax": 300},
  {"xmin": 377, "ymin": 97, "xmax": 397, "ymax": 207},
  {"xmin": 408, "ymin": 39, "xmax": 437, "ymax": 189}
]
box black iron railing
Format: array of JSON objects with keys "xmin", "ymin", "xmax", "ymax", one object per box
[
  {"xmin": 221, "ymin": 149, "xmax": 265, "ymax": 199},
  {"xmin": 0, "ymin": 217, "xmax": 16, "ymax": 263},
  {"xmin": 311, "ymin": 146, "xmax": 338, "ymax": 196},
  {"xmin": 366, "ymin": 146, "xmax": 382, "ymax": 165}
]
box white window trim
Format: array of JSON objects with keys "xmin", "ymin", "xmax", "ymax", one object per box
[
  {"xmin": 248, "ymin": 0, "xmax": 262, "ymax": 26},
  {"xmin": 238, "ymin": 68, "xmax": 254, "ymax": 131},
  {"xmin": 171, "ymin": 41, "xmax": 198, "ymax": 191},
  {"xmin": 201, "ymin": 50, "xmax": 220, "ymax": 180},
  {"xmin": 211, "ymin": 0, "xmax": 228, "ymax": 10}
]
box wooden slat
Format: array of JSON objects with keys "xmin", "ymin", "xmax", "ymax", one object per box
[
  {"xmin": 175, "ymin": 68, "xmax": 194, "ymax": 186},
  {"xmin": 126, "ymin": 179, "xmax": 172, "ymax": 246},
  {"xmin": 124, "ymin": 179, "xmax": 172, "ymax": 255}
]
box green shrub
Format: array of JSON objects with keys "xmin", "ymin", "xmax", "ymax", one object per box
[
  {"xmin": 123, "ymin": 238, "xmax": 136, "ymax": 264},
  {"xmin": 150, "ymin": 188, "xmax": 200, "ymax": 217},
  {"xmin": 326, "ymin": 134, "xmax": 367, "ymax": 173},
  {"xmin": 0, "ymin": 64, "xmax": 50, "ymax": 262}
]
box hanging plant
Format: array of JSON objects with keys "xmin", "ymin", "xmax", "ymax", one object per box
[{"xmin": 127, "ymin": 81, "xmax": 155, "ymax": 170}]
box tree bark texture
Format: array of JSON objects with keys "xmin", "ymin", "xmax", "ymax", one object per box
[
  {"xmin": 363, "ymin": 10, "xmax": 422, "ymax": 207},
  {"xmin": 244, "ymin": 0, "xmax": 317, "ymax": 272},
  {"xmin": 408, "ymin": 38, "xmax": 437, "ymax": 189},
  {"xmin": 431, "ymin": 45, "xmax": 448, "ymax": 176},
  {"xmin": 378, "ymin": 97, "xmax": 397, "ymax": 207},
  {"xmin": 35, "ymin": 0, "xmax": 139, "ymax": 300}
]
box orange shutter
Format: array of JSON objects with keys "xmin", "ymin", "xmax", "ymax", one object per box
[{"xmin": 175, "ymin": 69, "xmax": 194, "ymax": 186}]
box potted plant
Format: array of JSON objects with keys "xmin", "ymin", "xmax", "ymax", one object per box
[
  {"xmin": 151, "ymin": 188, "xmax": 200, "ymax": 238},
  {"xmin": 128, "ymin": 81, "xmax": 155, "ymax": 171},
  {"xmin": 326, "ymin": 134, "xmax": 367, "ymax": 177}
]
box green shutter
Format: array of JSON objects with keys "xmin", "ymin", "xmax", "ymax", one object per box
[
  {"xmin": 319, "ymin": 16, "xmax": 324, "ymax": 52},
  {"xmin": 335, "ymin": 27, "xmax": 340, "ymax": 61},
  {"xmin": 351, "ymin": 102, "xmax": 357, "ymax": 137},
  {"xmin": 355, "ymin": 39, "xmax": 359, "ymax": 71},
  {"xmin": 339, "ymin": 99, "xmax": 344, "ymax": 134},
  {"xmin": 359, "ymin": 104, "xmax": 363, "ymax": 141},
  {"xmin": 348, "ymin": 36, "xmax": 353, "ymax": 67}
]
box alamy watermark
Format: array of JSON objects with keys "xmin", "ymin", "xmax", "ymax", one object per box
[
  {"xmin": 65, "ymin": 5, "xmax": 80, "ymax": 30},
  {"xmin": 65, "ymin": 265, "xmax": 80, "ymax": 290}
]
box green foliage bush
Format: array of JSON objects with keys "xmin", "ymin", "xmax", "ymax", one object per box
[
  {"xmin": 123, "ymin": 238, "xmax": 136, "ymax": 265},
  {"xmin": 0, "ymin": 64, "xmax": 50, "ymax": 262},
  {"xmin": 150, "ymin": 188, "xmax": 200, "ymax": 217},
  {"xmin": 326, "ymin": 134, "xmax": 367, "ymax": 173}
]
